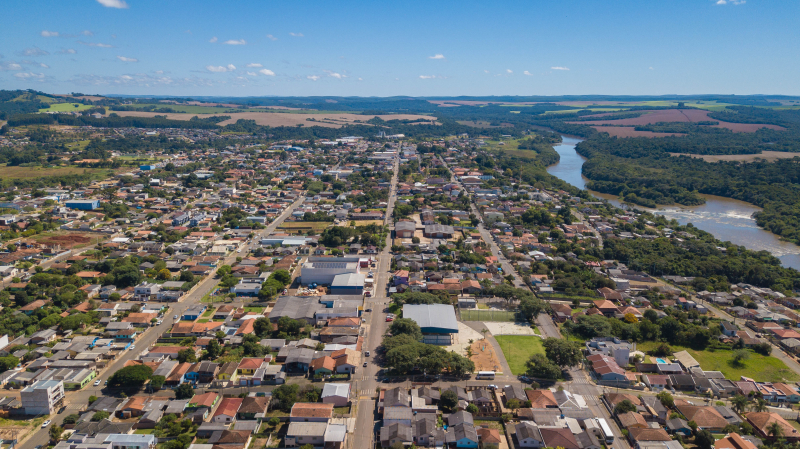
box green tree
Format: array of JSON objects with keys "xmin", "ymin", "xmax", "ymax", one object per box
[
  {"xmin": 62, "ymin": 414, "xmax": 80, "ymax": 425},
  {"xmin": 254, "ymin": 317, "xmax": 272, "ymax": 337},
  {"xmin": 695, "ymin": 430, "xmax": 715, "ymax": 449},
  {"xmin": 217, "ymin": 265, "xmax": 232, "ymax": 276},
  {"xmin": 732, "ymin": 349, "xmax": 750, "ymax": 366},
  {"xmin": 49, "ymin": 425, "xmax": 63, "ymax": 442},
  {"xmin": 177, "ymin": 348, "xmax": 197, "ymax": 364},
  {"xmin": 656, "ymin": 391, "xmax": 674, "ymax": 409},
  {"xmin": 542, "ymin": 338, "xmax": 583, "ymax": 368},
  {"xmin": 175, "ymin": 383, "xmax": 194, "ymax": 400},
  {"xmin": 108, "ymin": 365, "xmax": 153, "ymax": 391},
  {"xmin": 439, "ymin": 389, "xmax": 458, "ymax": 412},
  {"xmin": 272, "ymin": 384, "xmax": 300, "ymax": 412},
  {"xmin": 0, "ymin": 356, "xmax": 19, "ymax": 373},
  {"xmin": 466, "ymin": 404, "xmax": 479, "ymax": 414},
  {"xmin": 388, "ymin": 318, "xmax": 423, "ymax": 341},
  {"xmin": 614, "ymin": 399, "xmax": 637, "ymax": 415},
  {"xmin": 766, "ymin": 421, "xmax": 784, "ymax": 440},
  {"xmin": 525, "ymin": 354, "xmax": 561, "ymax": 379},
  {"xmin": 731, "ymin": 395, "xmax": 749, "ymax": 414},
  {"xmin": 150, "ymin": 375, "xmax": 165, "ymax": 391},
  {"xmin": 205, "ymin": 339, "xmax": 221, "ymax": 360},
  {"xmin": 92, "ymin": 411, "xmax": 110, "ymax": 421}
]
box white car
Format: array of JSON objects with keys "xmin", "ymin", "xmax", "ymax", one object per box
[
  {"xmin": 129, "ymin": 345, "xmax": 136, "ymax": 350},
  {"xmin": 94, "ymin": 379, "xmax": 102, "ymax": 386},
  {"xmin": 41, "ymin": 420, "xmax": 51, "ymax": 428}
]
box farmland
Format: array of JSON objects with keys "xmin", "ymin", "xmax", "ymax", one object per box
[
  {"xmin": 572, "ymin": 108, "xmax": 785, "ymax": 133},
  {"xmin": 592, "ymin": 126, "xmax": 686, "ymax": 138},
  {"xmin": 38, "ymin": 102, "xmax": 94, "ymax": 112},
  {"xmin": 0, "ymin": 165, "xmax": 114, "ymax": 180},
  {"xmin": 107, "ymin": 111, "xmax": 439, "ymax": 128},
  {"xmin": 668, "ymin": 151, "xmax": 800, "ymax": 162}
]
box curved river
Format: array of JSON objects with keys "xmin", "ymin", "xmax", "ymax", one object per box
[{"xmin": 547, "ymin": 136, "xmax": 800, "ymax": 270}]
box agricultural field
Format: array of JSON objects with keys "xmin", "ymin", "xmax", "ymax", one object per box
[
  {"xmin": 38, "ymin": 102, "xmax": 94, "ymax": 112},
  {"xmin": 572, "ymin": 109, "xmax": 785, "ymax": 132},
  {"xmin": 592, "ymin": 126, "xmax": 686, "ymax": 138},
  {"xmin": 668, "ymin": 151, "xmax": 800, "ymax": 163},
  {"xmin": 0, "ymin": 165, "xmax": 114, "ymax": 180},
  {"xmin": 494, "ymin": 335, "xmax": 545, "ymax": 375},
  {"xmin": 108, "ymin": 110, "xmax": 439, "ymax": 128}
]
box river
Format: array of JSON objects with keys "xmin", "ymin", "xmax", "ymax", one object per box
[{"xmin": 546, "ymin": 136, "xmax": 800, "ymax": 270}]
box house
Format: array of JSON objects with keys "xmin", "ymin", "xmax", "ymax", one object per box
[
  {"xmin": 291, "ymin": 402, "xmax": 334, "ymax": 422},
  {"xmin": 514, "ymin": 422, "xmax": 544, "ymax": 447},
  {"xmin": 381, "ymin": 423, "xmax": 413, "ymax": 448},
  {"xmin": 322, "ymin": 383, "xmax": 351, "ymax": 407},
  {"xmin": 526, "ymin": 389, "xmax": 558, "ymax": 409},
  {"xmin": 212, "ymin": 397, "xmax": 243, "ymax": 423},
  {"xmin": 237, "ymin": 396, "xmax": 268, "ymax": 420},
  {"xmin": 448, "ymin": 423, "xmax": 479, "ymax": 448},
  {"xmin": 539, "ymin": 427, "xmax": 579, "ymax": 449},
  {"xmin": 286, "ymin": 422, "xmax": 330, "ymax": 448},
  {"xmin": 310, "ymin": 356, "xmax": 336, "ymax": 376},
  {"xmin": 715, "ymin": 433, "xmax": 758, "ymax": 449},
  {"xmin": 628, "ymin": 428, "xmax": 672, "ymax": 448},
  {"xmin": 746, "ymin": 412, "xmax": 800, "ymax": 442},
  {"xmin": 618, "ymin": 412, "xmax": 648, "ymax": 429},
  {"xmin": 385, "ymin": 406, "xmax": 414, "ymax": 427},
  {"xmin": 675, "ymin": 403, "xmax": 728, "ymax": 431}
]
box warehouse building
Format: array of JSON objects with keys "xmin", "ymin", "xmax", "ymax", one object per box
[
  {"xmin": 65, "ymin": 199, "xmax": 100, "ymax": 211},
  {"xmin": 300, "ymin": 257, "xmax": 361, "ymax": 286},
  {"xmin": 402, "ymin": 304, "xmax": 459, "ymax": 345},
  {"xmin": 330, "ymin": 273, "xmax": 365, "ymax": 296}
]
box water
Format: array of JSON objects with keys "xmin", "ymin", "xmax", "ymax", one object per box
[{"xmin": 547, "ymin": 136, "xmax": 800, "ymax": 270}]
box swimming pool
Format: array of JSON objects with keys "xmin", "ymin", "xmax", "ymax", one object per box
[{"xmin": 656, "ymin": 358, "xmax": 667, "ymax": 364}]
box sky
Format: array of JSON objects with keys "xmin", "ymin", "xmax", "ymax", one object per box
[{"xmin": 2, "ymin": 0, "xmax": 799, "ymax": 97}]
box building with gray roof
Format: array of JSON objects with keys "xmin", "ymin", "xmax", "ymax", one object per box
[{"xmin": 402, "ymin": 304, "xmax": 459, "ymax": 344}]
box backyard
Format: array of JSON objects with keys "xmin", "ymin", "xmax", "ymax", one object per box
[
  {"xmin": 495, "ymin": 335, "xmax": 545, "ymax": 375},
  {"xmin": 461, "ymin": 309, "xmax": 518, "ymax": 322}
]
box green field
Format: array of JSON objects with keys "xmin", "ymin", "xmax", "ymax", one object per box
[
  {"xmin": 637, "ymin": 342, "xmax": 799, "ymax": 383},
  {"xmin": 0, "ymin": 165, "xmax": 114, "ymax": 180},
  {"xmin": 461, "ymin": 309, "xmax": 518, "ymax": 322},
  {"xmin": 495, "ymin": 335, "xmax": 545, "ymax": 375},
  {"xmin": 39, "ymin": 102, "xmax": 94, "ymax": 112}
]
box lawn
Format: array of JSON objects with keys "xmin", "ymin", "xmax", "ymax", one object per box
[
  {"xmin": 636, "ymin": 342, "xmax": 799, "ymax": 383},
  {"xmin": 244, "ymin": 307, "xmax": 264, "ymax": 313},
  {"xmin": 197, "ymin": 319, "xmax": 209, "ymax": 323},
  {"xmin": 38, "ymin": 102, "xmax": 94, "ymax": 112},
  {"xmin": 461, "ymin": 309, "xmax": 517, "ymax": 322},
  {"xmin": 495, "ymin": 335, "xmax": 545, "ymax": 375},
  {"xmin": 202, "ymin": 309, "xmax": 214, "ymax": 317},
  {"xmin": 0, "ymin": 165, "xmax": 114, "ymax": 180}
]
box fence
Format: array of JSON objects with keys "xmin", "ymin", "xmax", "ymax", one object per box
[{"xmin": 461, "ymin": 309, "xmax": 519, "ymax": 322}]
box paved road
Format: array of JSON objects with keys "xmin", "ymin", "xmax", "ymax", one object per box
[{"xmin": 19, "ymin": 197, "xmax": 305, "ymax": 449}]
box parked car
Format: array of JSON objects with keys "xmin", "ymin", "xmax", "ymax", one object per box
[
  {"xmin": 385, "ymin": 316, "xmax": 394, "ymax": 322},
  {"xmin": 363, "ymin": 362, "xmax": 368, "ymax": 367},
  {"xmin": 173, "ymin": 315, "xmax": 178, "ymax": 319},
  {"xmin": 41, "ymin": 420, "xmax": 51, "ymax": 428},
  {"xmin": 94, "ymin": 379, "xmax": 102, "ymax": 386},
  {"xmin": 365, "ymin": 351, "xmax": 370, "ymax": 357},
  {"xmin": 366, "ymin": 308, "xmax": 372, "ymax": 312}
]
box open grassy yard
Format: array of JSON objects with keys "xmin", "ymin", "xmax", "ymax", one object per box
[
  {"xmin": 0, "ymin": 165, "xmax": 114, "ymax": 180},
  {"xmin": 636, "ymin": 342, "xmax": 799, "ymax": 383},
  {"xmin": 461, "ymin": 309, "xmax": 517, "ymax": 322},
  {"xmin": 495, "ymin": 335, "xmax": 545, "ymax": 375},
  {"xmin": 38, "ymin": 102, "xmax": 94, "ymax": 112}
]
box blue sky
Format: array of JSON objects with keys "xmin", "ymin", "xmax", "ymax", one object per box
[{"xmin": 2, "ymin": 0, "xmax": 799, "ymax": 97}]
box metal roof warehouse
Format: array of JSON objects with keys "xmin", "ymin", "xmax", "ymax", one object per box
[{"xmin": 402, "ymin": 304, "xmax": 459, "ymax": 336}]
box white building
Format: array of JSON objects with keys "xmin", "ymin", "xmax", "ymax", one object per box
[
  {"xmin": 21, "ymin": 379, "xmax": 65, "ymax": 415},
  {"xmin": 300, "ymin": 257, "xmax": 361, "ymax": 286}
]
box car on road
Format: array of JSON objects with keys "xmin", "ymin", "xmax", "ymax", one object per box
[
  {"xmin": 283, "ymin": 289, "xmax": 288, "ymax": 295},
  {"xmin": 35, "ymin": 445, "xmax": 42, "ymax": 449},
  {"xmin": 365, "ymin": 351, "xmax": 370, "ymax": 357},
  {"xmin": 94, "ymin": 379, "xmax": 102, "ymax": 386},
  {"xmin": 365, "ymin": 291, "xmax": 371, "ymax": 297},
  {"xmin": 362, "ymin": 318, "xmax": 366, "ymax": 323},
  {"xmin": 367, "ymin": 272, "xmax": 374, "ymax": 278},
  {"xmin": 173, "ymin": 315, "xmax": 178, "ymax": 320},
  {"xmin": 487, "ymin": 385, "xmax": 498, "ymax": 390},
  {"xmin": 365, "ymin": 308, "xmax": 372, "ymax": 312},
  {"xmin": 104, "ymin": 380, "xmax": 108, "ymax": 385},
  {"xmin": 41, "ymin": 420, "xmax": 51, "ymax": 428},
  {"xmin": 385, "ymin": 316, "xmax": 394, "ymax": 322},
  {"xmin": 130, "ymin": 345, "xmax": 135, "ymax": 350},
  {"xmin": 363, "ymin": 362, "xmax": 368, "ymax": 367}
]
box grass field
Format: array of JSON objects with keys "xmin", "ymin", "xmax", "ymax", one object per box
[
  {"xmin": 354, "ymin": 220, "xmax": 383, "ymax": 227},
  {"xmin": 461, "ymin": 309, "xmax": 518, "ymax": 322},
  {"xmin": 495, "ymin": 335, "xmax": 545, "ymax": 375},
  {"xmin": 278, "ymin": 222, "xmax": 331, "ymax": 234},
  {"xmin": 636, "ymin": 342, "xmax": 799, "ymax": 383},
  {"xmin": 0, "ymin": 165, "xmax": 114, "ymax": 180},
  {"xmin": 39, "ymin": 102, "xmax": 94, "ymax": 112},
  {"xmin": 202, "ymin": 309, "xmax": 214, "ymax": 317},
  {"xmin": 244, "ymin": 307, "xmax": 264, "ymax": 313}
]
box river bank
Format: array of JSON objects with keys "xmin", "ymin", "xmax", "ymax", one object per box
[{"xmin": 546, "ymin": 136, "xmax": 800, "ymax": 270}]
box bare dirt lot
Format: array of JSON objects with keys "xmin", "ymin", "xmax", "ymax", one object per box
[
  {"xmin": 32, "ymin": 232, "xmax": 94, "ymax": 249},
  {"xmin": 592, "ymin": 126, "xmax": 686, "ymax": 138},
  {"xmin": 668, "ymin": 151, "xmax": 800, "ymax": 162},
  {"xmin": 574, "ymin": 109, "xmax": 785, "ymax": 132},
  {"xmin": 109, "ymin": 111, "xmax": 438, "ymax": 128},
  {"xmin": 469, "ymin": 339, "xmax": 504, "ymax": 373}
]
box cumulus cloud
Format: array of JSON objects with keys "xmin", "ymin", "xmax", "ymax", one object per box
[
  {"xmin": 419, "ymin": 75, "xmax": 436, "ymax": 79},
  {"xmin": 246, "ymin": 71, "xmax": 256, "ymax": 76},
  {"xmin": 290, "ymin": 32, "xmax": 304, "ymax": 37},
  {"xmin": 155, "ymin": 70, "xmax": 164, "ymax": 74},
  {"xmin": 223, "ymin": 39, "xmax": 246, "ymax": 45},
  {"xmin": 82, "ymin": 30, "xmax": 94, "ymax": 36},
  {"xmin": 259, "ymin": 69, "xmax": 275, "ymax": 76},
  {"xmin": 41, "ymin": 30, "xmax": 59, "ymax": 37},
  {"xmin": 58, "ymin": 48, "xmax": 76, "ymax": 54},
  {"xmin": 428, "ymin": 54, "xmax": 445, "ymax": 60},
  {"xmin": 117, "ymin": 55, "xmax": 137, "ymax": 62},
  {"xmin": 649, "ymin": 66, "xmax": 654, "ymax": 70},
  {"xmin": 14, "ymin": 72, "xmax": 45, "ymax": 80},
  {"xmin": 0, "ymin": 62, "xmax": 23, "ymax": 71},
  {"xmin": 358, "ymin": 77, "xmax": 363, "ymax": 81},
  {"xmin": 96, "ymin": 0, "xmax": 129, "ymax": 8},
  {"xmin": 79, "ymin": 41, "xmax": 113, "ymax": 48},
  {"xmin": 551, "ymin": 66, "xmax": 570, "ymax": 70},
  {"xmin": 716, "ymin": 0, "xmax": 745, "ymax": 4},
  {"xmin": 209, "ymin": 37, "xmax": 218, "ymax": 43},
  {"xmin": 72, "ymin": 73, "xmax": 216, "ymax": 88},
  {"xmin": 227, "ymin": 64, "xmax": 236, "ymax": 70},
  {"xmin": 206, "ymin": 65, "xmax": 228, "ymax": 72},
  {"xmin": 266, "ymin": 34, "xmax": 277, "ymax": 41},
  {"xmin": 524, "ymin": 70, "xmax": 532, "ymax": 76},
  {"xmin": 506, "ymin": 69, "xmax": 513, "ymax": 73},
  {"xmin": 325, "ymin": 70, "xmax": 345, "ymax": 79},
  {"xmin": 246, "ymin": 63, "xmax": 262, "ymax": 68},
  {"xmin": 307, "ymin": 75, "xmax": 320, "ymax": 81},
  {"xmin": 19, "ymin": 47, "xmax": 49, "ymax": 56}
]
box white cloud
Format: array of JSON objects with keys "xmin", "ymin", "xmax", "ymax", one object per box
[
  {"xmin": 14, "ymin": 72, "xmax": 45, "ymax": 79},
  {"xmin": 155, "ymin": 70, "xmax": 164, "ymax": 74},
  {"xmin": 358, "ymin": 77, "xmax": 363, "ymax": 81},
  {"xmin": 428, "ymin": 54, "xmax": 445, "ymax": 60},
  {"xmin": 246, "ymin": 71, "xmax": 256, "ymax": 76},
  {"xmin": 223, "ymin": 39, "xmax": 246, "ymax": 45},
  {"xmin": 325, "ymin": 70, "xmax": 345, "ymax": 79},
  {"xmin": 716, "ymin": 0, "xmax": 745, "ymax": 4},
  {"xmin": 38, "ymin": 62, "xmax": 49, "ymax": 68},
  {"xmin": 58, "ymin": 48, "xmax": 76, "ymax": 54},
  {"xmin": 419, "ymin": 75, "xmax": 436, "ymax": 79},
  {"xmin": 96, "ymin": 0, "xmax": 129, "ymax": 8},
  {"xmin": 206, "ymin": 65, "xmax": 228, "ymax": 72},
  {"xmin": 120, "ymin": 75, "xmax": 133, "ymax": 80},
  {"xmin": 290, "ymin": 32, "xmax": 304, "ymax": 37},
  {"xmin": 226, "ymin": 64, "xmax": 236, "ymax": 71},
  {"xmin": 266, "ymin": 34, "xmax": 277, "ymax": 41},
  {"xmin": 307, "ymin": 75, "xmax": 320, "ymax": 81},
  {"xmin": 78, "ymin": 41, "xmax": 113, "ymax": 48},
  {"xmin": 246, "ymin": 63, "xmax": 263, "ymax": 68},
  {"xmin": 41, "ymin": 30, "xmax": 59, "ymax": 37},
  {"xmin": 259, "ymin": 69, "xmax": 275, "ymax": 76},
  {"xmin": 82, "ymin": 30, "xmax": 93, "ymax": 36},
  {"xmin": 551, "ymin": 66, "xmax": 570, "ymax": 71},
  {"xmin": 20, "ymin": 47, "xmax": 49, "ymax": 56},
  {"xmin": 524, "ymin": 70, "xmax": 532, "ymax": 76},
  {"xmin": 649, "ymin": 66, "xmax": 654, "ymax": 70},
  {"xmin": 484, "ymin": 70, "xmax": 489, "ymax": 73},
  {"xmin": 209, "ymin": 37, "xmax": 218, "ymax": 43},
  {"xmin": 0, "ymin": 62, "xmax": 23, "ymax": 71},
  {"xmin": 506, "ymin": 69, "xmax": 513, "ymax": 73},
  {"xmin": 117, "ymin": 55, "xmax": 138, "ymax": 62}
]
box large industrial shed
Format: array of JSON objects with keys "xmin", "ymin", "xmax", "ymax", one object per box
[
  {"xmin": 402, "ymin": 304, "xmax": 459, "ymax": 345},
  {"xmin": 330, "ymin": 273, "xmax": 365, "ymax": 296}
]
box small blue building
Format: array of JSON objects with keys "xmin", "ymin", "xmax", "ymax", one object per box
[
  {"xmin": 65, "ymin": 200, "xmax": 100, "ymax": 211},
  {"xmin": 140, "ymin": 165, "xmax": 156, "ymax": 171}
]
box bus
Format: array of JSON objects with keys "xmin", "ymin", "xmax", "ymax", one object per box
[
  {"xmin": 475, "ymin": 371, "xmax": 495, "ymax": 380},
  {"xmin": 596, "ymin": 418, "xmax": 615, "ymax": 444}
]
